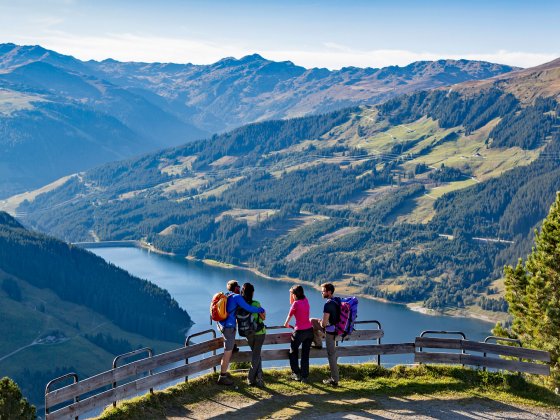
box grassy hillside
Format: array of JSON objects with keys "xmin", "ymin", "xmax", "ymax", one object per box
[
  {"xmin": 97, "ymin": 365, "xmax": 560, "ymax": 419},
  {"xmin": 0, "ymin": 271, "xmax": 182, "ymax": 409},
  {"xmin": 0, "ymin": 212, "xmax": 192, "ymax": 408}
]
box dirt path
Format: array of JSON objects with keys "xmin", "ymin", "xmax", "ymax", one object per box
[{"xmin": 165, "ymin": 392, "xmax": 560, "ymax": 419}]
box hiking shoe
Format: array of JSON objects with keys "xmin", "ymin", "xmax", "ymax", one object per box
[
  {"xmin": 217, "ymin": 374, "xmax": 234, "ymax": 386},
  {"xmin": 248, "ymin": 379, "xmax": 265, "ymax": 387},
  {"xmin": 323, "ymin": 378, "xmax": 338, "ymax": 387},
  {"xmin": 290, "ymin": 373, "xmax": 302, "ymax": 381},
  {"xmin": 300, "ymin": 376, "xmax": 309, "ymax": 384}
]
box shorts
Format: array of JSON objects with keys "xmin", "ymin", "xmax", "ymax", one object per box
[{"xmin": 220, "ymin": 327, "xmax": 236, "ymax": 351}]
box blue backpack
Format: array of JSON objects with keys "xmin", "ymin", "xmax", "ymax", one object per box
[{"xmin": 333, "ymin": 296, "xmax": 358, "ymax": 340}]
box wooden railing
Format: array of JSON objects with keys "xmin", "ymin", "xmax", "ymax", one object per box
[
  {"xmin": 44, "ymin": 325, "xmax": 550, "ymax": 420},
  {"xmin": 415, "ymin": 332, "xmax": 550, "ymax": 375}
]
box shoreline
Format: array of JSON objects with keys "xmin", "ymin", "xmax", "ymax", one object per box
[
  {"xmin": 102, "ymin": 241, "xmax": 502, "ymax": 325},
  {"xmin": 184, "ymin": 254, "xmax": 502, "ymax": 325}
]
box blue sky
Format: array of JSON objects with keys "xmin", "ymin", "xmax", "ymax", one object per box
[{"xmin": 0, "ymin": 0, "xmax": 558, "ymax": 69}]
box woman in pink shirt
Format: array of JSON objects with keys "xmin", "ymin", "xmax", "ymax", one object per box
[{"xmin": 284, "ymin": 284, "xmax": 314, "ymax": 383}]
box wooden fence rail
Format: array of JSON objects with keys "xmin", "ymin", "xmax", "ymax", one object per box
[
  {"xmin": 44, "ymin": 325, "xmax": 550, "ymax": 420},
  {"xmin": 414, "ymin": 336, "xmax": 550, "ymax": 376}
]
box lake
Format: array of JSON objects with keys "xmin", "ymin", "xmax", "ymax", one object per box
[{"xmin": 90, "ymin": 246, "xmax": 493, "ymax": 365}]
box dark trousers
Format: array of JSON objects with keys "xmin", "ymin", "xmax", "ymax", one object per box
[
  {"xmin": 289, "ymin": 327, "xmax": 314, "ymax": 378},
  {"xmin": 246, "ymin": 332, "xmax": 265, "ymax": 383}
]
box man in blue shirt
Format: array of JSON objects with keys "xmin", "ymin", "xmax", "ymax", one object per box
[{"xmin": 217, "ymin": 280, "xmax": 265, "ymax": 385}]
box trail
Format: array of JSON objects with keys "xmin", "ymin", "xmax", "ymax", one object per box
[
  {"xmin": 164, "ymin": 391, "xmax": 560, "ymax": 419},
  {"xmin": 0, "ymin": 341, "xmax": 38, "ymax": 363},
  {"xmin": 0, "ymin": 322, "xmax": 107, "ymax": 363}
]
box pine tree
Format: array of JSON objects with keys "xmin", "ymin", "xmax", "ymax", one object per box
[
  {"xmin": 0, "ymin": 377, "xmax": 35, "ymax": 420},
  {"xmin": 495, "ymin": 192, "xmax": 560, "ymax": 386}
]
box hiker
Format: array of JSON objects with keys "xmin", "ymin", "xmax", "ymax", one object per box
[
  {"xmin": 217, "ymin": 280, "xmax": 265, "ymax": 386},
  {"xmin": 239, "ymin": 282, "xmax": 266, "ymax": 387},
  {"xmin": 311, "ymin": 282, "xmax": 340, "ymax": 386},
  {"xmin": 284, "ymin": 284, "xmax": 314, "ymax": 383}
]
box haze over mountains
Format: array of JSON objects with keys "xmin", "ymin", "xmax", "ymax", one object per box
[
  {"xmin": 14, "ymin": 56, "xmax": 559, "ymax": 318},
  {"xmin": 0, "ymin": 43, "xmax": 517, "ymax": 198}
]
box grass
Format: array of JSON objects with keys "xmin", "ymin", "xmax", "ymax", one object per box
[
  {"xmin": 0, "ymin": 274, "xmax": 181, "ymax": 408},
  {"xmin": 427, "ymin": 179, "xmax": 479, "ymax": 199},
  {"xmin": 393, "ymin": 194, "xmax": 437, "ymax": 224},
  {"xmin": 97, "ymin": 364, "xmax": 560, "ymax": 419}
]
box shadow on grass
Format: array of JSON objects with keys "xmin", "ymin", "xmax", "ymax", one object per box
[{"xmin": 99, "ymin": 364, "xmax": 560, "ymax": 419}]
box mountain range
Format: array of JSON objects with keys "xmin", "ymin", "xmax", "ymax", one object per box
[
  {"xmin": 0, "ymin": 43, "xmax": 517, "ymax": 198},
  {"xmin": 11, "ymin": 56, "xmax": 559, "ymax": 318}
]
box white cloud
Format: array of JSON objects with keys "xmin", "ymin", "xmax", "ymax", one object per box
[
  {"xmin": 11, "ymin": 31, "xmax": 236, "ymax": 64},
  {"xmin": 4, "ymin": 32, "xmax": 558, "ymax": 69},
  {"xmin": 265, "ymin": 45, "xmax": 558, "ymax": 70}
]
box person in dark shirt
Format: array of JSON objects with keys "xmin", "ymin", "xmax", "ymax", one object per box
[{"xmin": 311, "ymin": 282, "xmax": 339, "ymax": 386}]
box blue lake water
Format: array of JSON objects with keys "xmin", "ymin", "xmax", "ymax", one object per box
[{"xmin": 90, "ymin": 246, "xmax": 493, "ymax": 366}]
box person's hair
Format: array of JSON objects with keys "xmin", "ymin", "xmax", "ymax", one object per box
[
  {"xmin": 290, "ymin": 284, "xmax": 305, "ymax": 300},
  {"xmin": 241, "ymin": 282, "xmax": 254, "ymax": 303},
  {"xmin": 227, "ymin": 280, "xmax": 239, "ymax": 292},
  {"xmin": 321, "ymin": 283, "xmax": 335, "ymax": 294}
]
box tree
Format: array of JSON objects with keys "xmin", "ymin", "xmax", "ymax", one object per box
[
  {"xmin": 0, "ymin": 377, "xmax": 35, "ymax": 420},
  {"xmin": 494, "ymin": 192, "xmax": 560, "ymax": 386}
]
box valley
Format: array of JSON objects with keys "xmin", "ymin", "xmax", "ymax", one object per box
[
  {"xmin": 1, "ymin": 2, "xmax": 559, "ymax": 417},
  {"xmin": 11, "ymin": 57, "xmax": 559, "ymax": 321}
]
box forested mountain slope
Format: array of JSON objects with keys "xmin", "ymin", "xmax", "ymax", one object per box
[
  {"xmin": 0, "ymin": 211, "xmax": 192, "ymax": 407},
  {"xmin": 10, "ymin": 58, "xmax": 560, "ymax": 318},
  {"xmin": 0, "ymin": 43, "xmax": 515, "ymax": 197}
]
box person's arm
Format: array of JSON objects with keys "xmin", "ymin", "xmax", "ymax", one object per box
[
  {"xmin": 284, "ymin": 313, "xmax": 293, "ymax": 329},
  {"xmin": 284, "ymin": 303, "xmax": 296, "ymax": 328},
  {"xmin": 234, "ymin": 295, "xmax": 265, "ymax": 313},
  {"xmin": 320, "ymin": 301, "xmax": 335, "ymax": 328},
  {"xmin": 320, "ymin": 311, "xmax": 329, "ymax": 329},
  {"xmin": 254, "ymin": 301, "xmax": 266, "ymax": 320}
]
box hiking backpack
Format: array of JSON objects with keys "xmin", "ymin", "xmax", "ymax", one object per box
[
  {"xmin": 333, "ymin": 296, "xmax": 358, "ymax": 340},
  {"xmin": 210, "ymin": 292, "xmax": 229, "ymax": 321},
  {"xmin": 236, "ymin": 307, "xmax": 265, "ymax": 337},
  {"xmin": 235, "ymin": 307, "xmax": 264, "ymax": 337}
]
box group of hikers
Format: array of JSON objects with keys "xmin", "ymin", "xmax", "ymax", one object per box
[{"xmin": 213, "ymin": 279, "xmax": 343, "ymax": 387}]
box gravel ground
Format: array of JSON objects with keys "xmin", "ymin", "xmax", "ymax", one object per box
[{"xmin": 166, "ymin": 393, "xmax": 560, "ymax": 419}]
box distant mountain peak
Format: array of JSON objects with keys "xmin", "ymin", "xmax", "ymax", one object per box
[
  {"xmin": 240, "ymin": 53, "xmax": 267, "ymax": 62},
  {"xmin": 213, "ymin": 53, "xmax": 269, "ymax": 68}
]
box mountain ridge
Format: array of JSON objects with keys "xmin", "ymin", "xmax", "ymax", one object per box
[
  {"xmin": 448, "ymin": 57, "xmax": 560, "ymax": 103},
  {"xmin": 0, "ymin": 43, "xmax": 519, "ymax": 198}
]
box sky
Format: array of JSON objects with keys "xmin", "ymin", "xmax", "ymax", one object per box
[{"xmin": 0, "ymin": 0, "xmax": 558, "ymax": 70}]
